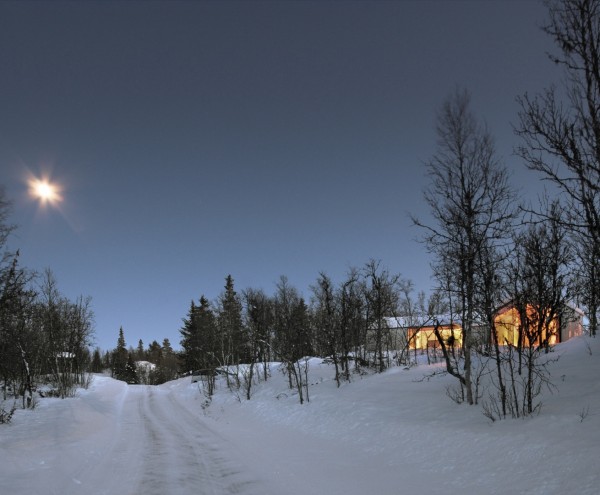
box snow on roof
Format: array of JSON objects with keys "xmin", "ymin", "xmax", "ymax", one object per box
[{"xmin": 383, "ymin": 315, "xmax": 465, "ymax": 329}]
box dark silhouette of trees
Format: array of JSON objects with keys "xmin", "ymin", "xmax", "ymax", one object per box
[
  {"xmin": 413, "ymin": 88, "xmax": 516, "ymax": 405},
  {"xmin": 179, "ymin": 296, "xmax": 219, "ymax": 395},
  {"xmin": 363, "ymin": 260, "xmax": 402, "ymax": 373},
  {"xmin": 217, "ymin": 275, "xmax": 246, "ymax": 369},
  {"xmin": 242, "ymin": 287, "xmax": 273, "ymax": 398},
  {"xmin": 311, "ymin": 273, "xmax": 342, "ymax": 386},
  {"xmin": 516, "ymin": 0, "xmax": 600, "ymax": 336},
  {"xmin": 112, "ymin": 327, "xmax": 128, "ymax": 381},
  {"xmin": 273, "ymin": 276, "xmax": 312, "ymax": 404},
  {"xmin": 507, "ymin": 204, "xmax": 572, "ymax": 416},
  {"xmin": 0, "ymin": 190, "xmax": 95, "ymax": 408},
  {"xmin": 337, "ymin": 268, "xmax": 365, "ymax": 378}
]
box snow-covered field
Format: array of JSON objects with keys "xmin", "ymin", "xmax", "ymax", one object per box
[{"xmin": 2, "ymin": 336, "xmax": 599, "ymax": 495}]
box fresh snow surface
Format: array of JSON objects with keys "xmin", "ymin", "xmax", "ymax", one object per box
[{"xmin": 2, "ymin": 336, "xmax": 600, "ymax": 495}]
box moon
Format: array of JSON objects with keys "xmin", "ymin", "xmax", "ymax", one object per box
[{"xmin": 29, "ymin": 177, "xmax": 62, "ymax": 205}]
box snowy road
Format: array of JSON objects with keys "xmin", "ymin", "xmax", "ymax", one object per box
[
  {"xmin": 3, "ymin": 338, "xmax": 600, "ymax": 495},
  {"xmin": 0, "ymin": 378, "xmax": 264, "ymax": 495}
]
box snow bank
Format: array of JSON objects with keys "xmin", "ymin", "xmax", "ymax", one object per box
[{"xmin": 1, "ymin": 336, "xmax": 598, "ymax": 494}]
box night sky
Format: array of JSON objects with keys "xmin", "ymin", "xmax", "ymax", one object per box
[{"xmin": 1, "ymin": 0, "xmax": 561, "ymax": 351}]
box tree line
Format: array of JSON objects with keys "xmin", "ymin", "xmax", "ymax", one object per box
[
  {"xmin": 99, "ymin": 327, "xmax": 179, "ymax": 385},
  {"xmin": 0, "ymin": 197, "xmax": 95, "ymax": 419},
  {"xmin": 178, "ymin": 266, "xmax": 424, "ymax": 403}
]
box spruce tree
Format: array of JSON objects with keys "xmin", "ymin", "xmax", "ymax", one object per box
[
  {"xmin": 136, "ymin": 339, "xmax": 145, "ymax": 361},
  {"xmin": 180, "ymin": 296, "xmax": 219, "ymax": 374},
  {"xmin": 123, "ymin": 353, "xmax": 139, "ymax": 384},
  {"xmin": 162, "ymin": 338, "xmax": 173, "ymax": 354},
  {"xmin": 161, "ymin": 338, "xmax": 178, "ymax": 381},
  {"xmin": 180, "ymin": 300, "xmax": 199, "ymax": 373},
  {"xmin": 90, "ymin": 347, "xmax": 103, "ymax": 373},
  {"xmin": 218, "ymin": 275, "xmax": 246, "ymax": 364},
  {"xmin": 112, "ymin": 327, "xmax": 128, "ymax": 381},
  {"xmin": 147, "ymin": 340, "xmax": 162, "ymax": 365}
]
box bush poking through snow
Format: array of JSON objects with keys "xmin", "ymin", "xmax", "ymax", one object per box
[
  {"xmin": 579, "ymin": 405, "xmax": 591, "ymax": 423},
  {"xmin": 0, "ymin": 403, "xmax": 16, "ymax": 424}
]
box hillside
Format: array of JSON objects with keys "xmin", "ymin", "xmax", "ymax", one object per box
[{"xmin": 1, "ymin": 336, "xmax": 599, "ymax": 494}]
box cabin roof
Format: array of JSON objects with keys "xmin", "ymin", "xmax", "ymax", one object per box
[{"xmin": 383, "ymin": 315, "xmax": 468, "ymax": 329}]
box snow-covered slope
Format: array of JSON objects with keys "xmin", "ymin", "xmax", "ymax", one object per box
[{"xmin": 2, "ymin": 336, "xmax": 599, "ymax": 494}]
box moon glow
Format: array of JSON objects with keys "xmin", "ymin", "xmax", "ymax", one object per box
[{"xmin": 29, "ymin": 177, "xmax": 62, "ymax": 206}]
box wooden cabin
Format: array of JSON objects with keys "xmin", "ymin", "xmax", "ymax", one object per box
[
  {"xmin": 494, "ymin": 302, "xmax": 584, "ymax": 347},
  {"xmin": 381, "ymin": 303, "xmax": 583, "ymax": 352}
]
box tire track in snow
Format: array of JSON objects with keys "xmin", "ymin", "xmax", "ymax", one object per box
[
  {"xmin": 133, "ymin": 386, "xmax": 260, "ymax": 495},
  {"xmin": 74, "ymin": 383, "xmax": 147, "ymax": 495},
  {"xmin": 1, "ymin": 379, "xmax": 263, "ymax": 495}
]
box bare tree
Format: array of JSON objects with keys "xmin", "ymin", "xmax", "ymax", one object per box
[
  {"xmin": 476, "ymin": 239, "xmax": 512, "ymax": 415},
  {"xmin": 36, "ymin": 270, "xmax": 95, "ymax": 397},
  {"xmin": 0, "ymin": 253, "xmax": 38, "ymax": 408},
  {"xmin": 413, "ymin": 88, "xmax": 516, "ymax": 405},
  {"xmin": 337, "ymin": 268, "xmax": 364, "ymax": 379},
  {"xmin": 508, "ymin": 203, "xmax": 572, "ymax": 416},
  {"xmin": 273, "ymin": 276, "xmax": 311, "ymax": 404},
  {"xmin": 516, "ymin": 0, "xmax": 600, "ymax": 335},
  {"xmin": 311, "ymin": 272, "xmax": 342, "ymax": 386},
  {"xmin": 363, "ymin": 260, "xmax": 402, "ymax": 373},
  {"xmin": 242, "ymin": 287, "xmax": 273, "ymax": 399},
  {"xmin": 574, "ymin": 238, "xmax": 599, "ymax": 334},
  {"xmin": 0, "ymin": 187, "xmax": 15, "ymax": 259}
]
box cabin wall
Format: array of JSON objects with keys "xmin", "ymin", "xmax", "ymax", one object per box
[
  {"xmin": 561, "ymin": 310, "xmax": 584, "ymax": 341},
  {"xmin": 493, "ymin": 304, "xmax": 582, "ymax": 346}
]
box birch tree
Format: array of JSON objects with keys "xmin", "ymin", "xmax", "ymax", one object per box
[
  {"xmin": 516, "ymin": 0, "xmax": 600, "ymax": 335},
  {"xmin": 413, "ymin": 88, "xmax": 516, "ymax": 405}
]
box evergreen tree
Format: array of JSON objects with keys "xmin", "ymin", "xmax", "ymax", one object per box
[
  {"xmin": 147, "ymin": 340, "xmax": 163, "ymax": 365},
  {"xmin": 123, "ymin": 352, "xmax": 139, "ymax": 384},
  {"xmin": 180, "ymin": 300, "xmax": 199, "ymax": 373},
  {"xmin": 112, "ymin": 327, "xmax": 128, "ymax": 381},
  {"xmin": 218, "ymin": 275, "xmax": 246, "ymax": 364},
  {"xmin": 179, "ymin": 296, "xmax": 218, "ymax": 373},
  {"xmin": 161, "ymin": 338, "xmax": 179, "ymax": 381},
  {"xmin": 136, "ymin": 339, "xmax": 145, "ymax": 361},
  {"xmin": 162, "ymin": 338, "xmax": 173, "ymax": 354},
  {"xmin": 101, "ymin": 350, "xmax": 111, "ymax": 370},
  {"xmin": 90, "ymin": 347, "xmax": 103, "ymax": 373}
]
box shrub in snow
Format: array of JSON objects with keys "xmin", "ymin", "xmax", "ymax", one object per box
[{"xmin": 0, "ymin": 403, "xmax": 16, "ymax": 424}]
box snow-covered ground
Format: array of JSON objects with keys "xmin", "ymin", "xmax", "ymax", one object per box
[{"xmin": 2, "ymin": 336, "xmax": 599, "ymax": 494}]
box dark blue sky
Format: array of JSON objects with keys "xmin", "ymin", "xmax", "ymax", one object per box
[{"xmin": 1, "ymin": 0, "xmax": 560, "ymax": 351}]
